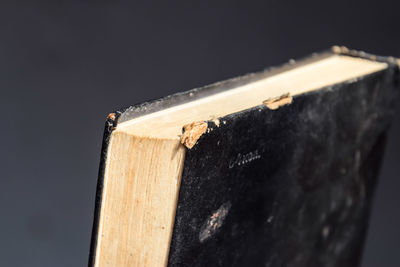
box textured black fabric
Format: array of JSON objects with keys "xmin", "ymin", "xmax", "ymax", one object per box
[{"xmin": 167, "ymin": 68, "xmax": 399, "ymax": 267}]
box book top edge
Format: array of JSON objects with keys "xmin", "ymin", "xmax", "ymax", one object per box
[{"xmin": 110, "ymin": 46, "xmax": 399, "ymax": 126}]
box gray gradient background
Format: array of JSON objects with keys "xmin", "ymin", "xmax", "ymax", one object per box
[{"xmin": 1, "ymin": 1, "xmax": 399, "ymax": 266}]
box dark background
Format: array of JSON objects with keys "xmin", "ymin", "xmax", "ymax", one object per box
[{"xmin": 1, "ymin": 1, "xmax": 399, "ymax": 266}]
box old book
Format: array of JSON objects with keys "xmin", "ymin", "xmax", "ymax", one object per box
[{"xmin": 89, "ymin": 46, "xmax": 399, "ymax": 267}]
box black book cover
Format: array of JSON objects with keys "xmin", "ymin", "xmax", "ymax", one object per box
[{"xmin": 89, "ymin": 47, "xmax": 399, "ymax": 267}]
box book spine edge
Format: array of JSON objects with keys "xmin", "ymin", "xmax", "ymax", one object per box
[{"xmin": 88, "ymin": 112, "xmax": 121, "ymax": 267}]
